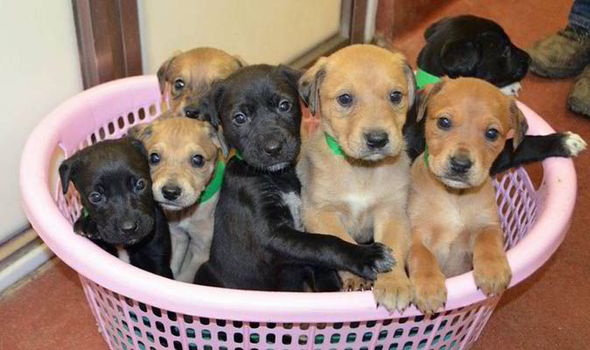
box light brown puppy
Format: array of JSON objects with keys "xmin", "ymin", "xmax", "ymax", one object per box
[
  {"xmin": 130, "ymin": 116, "xmax": 223, "ymax": 282},
  {"xmin": 297, "ymin": 44, "xmax": 416, "ymax": 311},
  {"xmin": 157, "ymin": 47, "xmax": 244, "ymax": 118},
  {"xmin": 407, "ymin": 77, "xmax": 519, "ymax": 315}
]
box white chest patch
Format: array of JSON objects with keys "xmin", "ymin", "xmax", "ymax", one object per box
[
  {"xmin": 281, "ymin": 191, "xmax": 303, "ymax": 230},
  {"xmin": 116, "ymin": 246, "xmax": 131, "ymax": 264}
]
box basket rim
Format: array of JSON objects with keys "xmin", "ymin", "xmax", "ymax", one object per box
[{"xmin": 19, "ymin": 76, "xmax": 577, "ymax": 322}]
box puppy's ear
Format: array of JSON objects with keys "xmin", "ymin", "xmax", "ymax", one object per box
[
  {"xmin": 128, "ymin": 122, "xmax": 153, "ymax": 142},
  {"xmin": 416, "ymin": 79, "xmax": 446, "ymax": 122},
  {"xmin": 59, "ymin": 154, "xmax": 81, "ymax": 194},
  {"xmin": 157, "ymin": 52, "xmax": 180, "ymax": 94},
  {"xmin": 509, "ymin": 100, "xmax": 528, "ymax": 149},
  {"xmin": 129, "ymin": 137, "xmax": 148, "ymax": 157},
  {"xmin": 440, "ymin": 39, "xmax": 479, "ymax": 77},
  {"xmin": 403, "ymin": 63, "xmax": 417, "ymax": 109},
  {"xmin": 277, "ymin": 65, "xmax": 303, "ymax": 89},
  {"xmin": 424, "ymin": 17, "xmax": 449, "ymax": 40},
  {"xmin": 299, "ymin": 57, "xmax": 327, "ymax": 116},
  {"xmin": 200, "ymin": 83, "xmax": 229, "ymax": 157},
  {"xmin": 205, "ymin": 123, "xmax": 228, "ymax": 157},
  {"xmin": 233, "ymin": 55, "xmax": 247, "ymax": 68}
]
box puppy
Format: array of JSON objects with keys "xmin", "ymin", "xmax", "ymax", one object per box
[
  {"xmin": 59, "ymin": 138, "xmax": 173, "ymax": 278},
  {"xmin": 194, "ymin": 64, "xmax": 395, "ymax": 291},
  {"xmin": 407, "ymin": 78, "xmax": 523, "ymax": 315},
  {"xmin": 130, "ymin": 116, "xmax": 223, "ymax": 282},
  {"xmin": 298, "ymin": 45, "xmax": 415, "ymax": 311},
  {"xmin": 416, "ymin": 15, "xmax": 530, "ymax": 94},
  {"xmin": 157, "ymin": 47, "xmax": 244, "ymax": 118}
]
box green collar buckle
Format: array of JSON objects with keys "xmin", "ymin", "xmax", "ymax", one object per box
[
  {"xmin": 198, "ymin": 160, "xmax": 225, "ymax": 203},
  {"xmin": 325, "ymin": 133, "xmax": 345, "ymax": 157},
  {"xmin": 416, "ymin": 68, "xmax": 441, "ymax": 90}
]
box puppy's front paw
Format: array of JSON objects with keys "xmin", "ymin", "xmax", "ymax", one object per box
[
  {"xmin": 353, "ymin": 242, "xmax": 395, "ymax": 280},
  {"xmin": 563, "ymin": 132, "xmax": 587, "ymax": 156},
  {"xmin": 339, "ymin": 271, "xmax": 373, "ymax": 291},
  {"xmin": 473, "ymin": 252, "xmax": 512, "ymax": 296},
  {"xmin": 411, "ymin": 271, "xmax": 447, "ymax": 315},
  {"xmin": 373, "ymin": 273, "xmax": 413, "ymax": 312}
]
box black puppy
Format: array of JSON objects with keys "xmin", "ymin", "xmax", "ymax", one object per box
[
  {"xmin": 59, "ymin": 137, "xmax": 173, "ymax": 278},
  {"xmin": 416, "ymin": 14, "xmax": 530, "ymax": 92},
  {"xmin": 193, "ymin": 64, "xmax": 395, "ymax": 291},
  {"xmin": 405, "ymin": 15, "xmax": 586, "ymax": 174}
]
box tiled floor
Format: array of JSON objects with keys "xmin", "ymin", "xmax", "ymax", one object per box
[{"xmin": 2, "ymin": 0, "xmax": 589, "ymax": 349}]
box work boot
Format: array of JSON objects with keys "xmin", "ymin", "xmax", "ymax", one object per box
[
  {"xmin": 528, "ymin": 27, "xmax": 590, "ymax": 78},
  {"xmin": 568, "ymin": 64, "xmax": 590, "ymax": 117}
]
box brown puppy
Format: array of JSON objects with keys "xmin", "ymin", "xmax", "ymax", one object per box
[
  {"xmin": 297, "ymin": 45, "xmax": 416, "ymax": 311},
  {"xmin": 407, "ymin": 77, "xmax": 518, "ymax": 315},
  {"xmin": 158, "ymin": 47, "xmax": 244, "ymax": 118},
  {"xmin": 130, "ymin": 116, "xmax": 223, "ymax": 282}
]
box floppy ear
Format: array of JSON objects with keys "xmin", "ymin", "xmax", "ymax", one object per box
[
  {"xmin": 424, "ymin": 17, "xmax": 449, "ymax": 40},
  {"xmin": 233, "ymin": 55, "xmax": 247, "ymax": 68},
  {"xmin": 200, "ymin": 83, "xmax": 229, "ymax": 157},
  {"xmin": 128, "ymin": 122, "xmax": 153, "ymax": 142},
  {"xmin": 298, "ymin": 57, "xmax": 327, "ymax": 116},
  {"xmin": 416, "ymin": 79, "xmax": 446, "ymax": 122},
  {"xmin": 403, "ymin": 63, "xmax": 417, "ymax": 109},
  {"xmin": 277, "ymin": 64, "xmax": 303, "ymax": 89},
  {"xmin": 59, "ymin": 154, "xmax": 81, "ymax": 194},
  {"xmin": 440, "ymin": 39, "xmax": 479, "ymax": 77},
  {"xmin": 509, "ymin": 100, "xmax": 528, "ymax": 149},
  {"xmin": 157, "ymin": 52, "xmax": 180, "ymax": 94},
  {"xmin": 129, "ymin": 137, "xmax": 148, "ymax": 157}
]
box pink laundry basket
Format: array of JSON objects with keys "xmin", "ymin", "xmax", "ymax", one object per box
[{"xmin": 20, "ymin": 75, "xmax": 577, "ymax": 350}]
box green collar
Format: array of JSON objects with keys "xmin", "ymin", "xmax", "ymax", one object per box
[
  {"xmin": 325, "ymin": 133, "xmax": 345, "ymax": 156},
  {"xmin": 81, "ymin": 207, "xmax": 89, "ymax": 218},
  {"xmin": 234, "ymin": 150, "xmax": 243, "ymax": 160},
  {"xmin": 424, "ymin": 143, "xmax": 430, "ymax": 168},
  {"xmin": 198, "ymin": 160, "xmax": 225, "ymax": 203},
  {"xmin": 416, "ymin": 68, "xmax": 441, "ymax": 90}
]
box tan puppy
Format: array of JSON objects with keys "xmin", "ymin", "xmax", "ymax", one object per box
[
  {"xmin": 407, "ymin": 77, "xmax": 519, "ymax": 315},
  {"xmin": 158, "ymin": 47, "xmax": 244, "ymax": 118},
  {"xmin": 130, "ymin": 116, "xmax": 223, "ymax": 282},
  {"xmin": 297, "ymin": 45, "xmax": 416, "ymax": 311}
]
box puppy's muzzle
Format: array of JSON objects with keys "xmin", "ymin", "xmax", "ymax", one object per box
[
  {"xmin": 263, "ymin": 138, "xmax": 283, "ymax": 156},
  {"xmin": 364, "ymin": 129, "xmax": 389, "ymax": 150},
  {"xmin": 183, "ymin": 105, "xmax": 201, "ymax": 119},
  {"xmin": 162, "ymin": 185, "xmax": 182, "ymax": 201},
  {"xmin": 119, "ymin": 220, "xmax": 139, "ymax": 234},
  {"xmin": 449, "ymin": 155, "xmax": 473, "ymax": 175}
]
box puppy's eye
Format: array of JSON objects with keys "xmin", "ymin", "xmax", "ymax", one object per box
[
  {"xmin": 135, "ymin": 178, "xmax": 146, "ymax": 192},
  {"xmin": 337, "ymin": 93, "xmax": 353, "ymax": 107},
  {"xmin": 233, "ymin": 112, "xmax": 247, "ymax": 125},
  {"xmin": 437, "ymin": 117, "xmax": 452, "ymax": 130},
  {"xmin": 485, "ymin": 128, "xmax": 499, "ymax": 141},
  {"xmin": 192, "ymin": 155, "xmax": 205, "ymax": 167},
  {"xmin": 389, "ymin": 90, "xmax": 403, "ymax": 104},
  {"xmin": 174, "ymin": 79, "xmax": 185, "ymax": 90},
  {"xmin": 278, "ymin": 99, "xmax": 291, "ymax": 112},
  {"xmin": 149, "ymin": 152, "xmax": 160, "ymax": 165},
  {"xmin": 88, "ymin": 191, "xmax": 103, "ymax": 204}
]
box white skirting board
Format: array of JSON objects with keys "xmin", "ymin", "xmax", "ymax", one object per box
[{"xmin": 0, "ymin": 242, "xmax": 54, "ymax": 293}]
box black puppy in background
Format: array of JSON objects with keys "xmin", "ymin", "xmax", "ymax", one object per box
[
  {"xmin": 59, "ymin": 137, "xmax": 173, "ymax": 278},
  {"xmin": 404, "ymin": 15, "xmax": 586, "ymax": 173},
  {"xmin": 193, "ymin": 64, "xmax": 395, "ymax": 291}
]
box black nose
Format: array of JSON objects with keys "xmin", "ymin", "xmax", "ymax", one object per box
[
  {"xmin": 162, "ymin": 185, "xmax": 182, "ymax": 200},
  {"xmin": 450, "ymin": 156, "xmax": 473, "ymax": 174},
  {"xmin": 184, "ymin": 106, "xmax": 200, "ymax": 119},
  {"xmin": 364, "ymin": 130, "xmax": 389, "ymax": 149},
  {"xmin": 264, "ymin": 139, "xmax": 283, "ymax": 155},
  {"xmin": 120, "ymin": 220, "xmax": 138, "ymax": 234}
]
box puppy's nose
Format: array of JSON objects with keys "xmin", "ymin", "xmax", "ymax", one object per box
[
  {"xmin": 264, "ymin": 139, "xmax": 283, "ymax": 155},
  {"xmin": 162, "ymin": 185, "xmax": 182, "ymax": 200},
  {"xmin": 364, "ymin": 130, "xmax": 389, "ymax": 149},
  {"xmin": 120, "ymin": 220, "xmax": 138, "ymax": 234},
  {"xmin": 450, "ymin": 156, "xmax": 473, "ymax": 174},
  {"xmin": 184, "ymin": 106, "xmax": 200, "ymax": 119}
]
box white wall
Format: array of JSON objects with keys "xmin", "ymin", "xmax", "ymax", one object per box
[
  {"xmin": 138, "ymin": 0, "xmax": 342, "ymax": 74},
  {"xmin": 0, "ymin": 1, "xmax": 83, "ymax": 242}
]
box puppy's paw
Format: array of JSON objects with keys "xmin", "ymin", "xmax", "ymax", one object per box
[
  {"xmin": 473, "ymin": 252, "xmax": 512, "ymax": 296},
  {"xmin": 500, "ymin": 82, "xmax": 522, "ymax": 96},
  {"xmin": 353, "ymin": 242, "xmax": 395, "ymax": 280},
  {"xmin": 373, "ymin": 273, "xmax": 413, "ymax": 312},
  {"xmin": 411, "ymin": 271, "xmax": 447, "ymax": 316},
  {"xmin": 339, "ymin": 271, "xmax": 374, "ymax": 291},
  {"xmin": 563, "ymin": 132, "xmax": 587, "ymax": 156}
]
